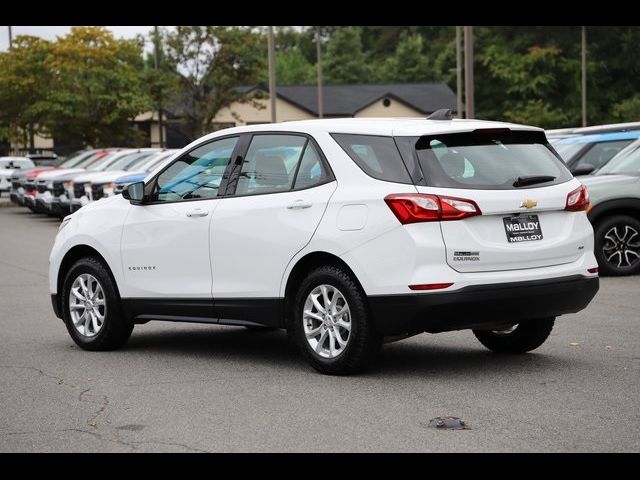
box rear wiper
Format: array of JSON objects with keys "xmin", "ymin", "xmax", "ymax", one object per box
[{"xmin": 513, "ymin": 175, "xmax": 556, "ymax": 187}]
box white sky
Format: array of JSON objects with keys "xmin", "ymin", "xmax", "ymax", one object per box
[{"xmin": 0, "ymin": 26, "xmax": 167, "ymax": 52}]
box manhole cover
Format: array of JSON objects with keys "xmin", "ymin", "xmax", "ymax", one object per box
[{"xmin": 428, "ymin": 416, "xmax": 470, "ymax": 430}]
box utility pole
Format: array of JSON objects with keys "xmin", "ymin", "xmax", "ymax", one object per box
[
  {"xmin": 316, "ymin": 26, "xmax": 324, "ymax": 118},
  {"xmin": 8, "ymin": 26, "xmax": 12, "ymax": 49},
  {"xmin": 456, "ymin": 26, "xmax": 463, "ymax": 118},
  {"xmin": 153, "ymin": 26, "xmax": 165, "ymax": 148},
  {"xmin": 463, "ymin": 26, "xmax": 474, "ymax": 119},
  {"xmin": 582, "ymin": 26, "xmax": 587, "ymax": 127},
  {"xmin": 268, "ymin": 26, "xmax": 277, "ymax": 123}
]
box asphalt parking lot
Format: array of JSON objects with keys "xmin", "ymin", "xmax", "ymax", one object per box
[{"xmin": 0, "ymin": 201, "xmax": 638, "ymax": 452}]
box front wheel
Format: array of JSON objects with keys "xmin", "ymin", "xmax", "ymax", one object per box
[
  {"xmin": 473, "ymin": 318, "xmax": 555, "ymax": 354},
  {"xmin": 594, "ymin": 215, "xmax": 640, "ymax": 276},
  {"xmin": 291, "ymin": 266, "xmax": 381, "ymax": 375},
  {"xmin": 61, "ymin": 257, "xmax": 133, "ymax": 351}
]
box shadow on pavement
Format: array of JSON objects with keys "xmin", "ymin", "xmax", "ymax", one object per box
[{"xmin": 119, "ymin": 324, "xmax": 573, "ymax": 378}]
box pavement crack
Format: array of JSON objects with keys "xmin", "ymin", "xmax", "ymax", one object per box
[
  {"xmin": 0, "ymin": 364, "xmax": 75, "ymax": 388},
  {"xmin": 1, "ymin": 364, "xmax": 111, "ymax": 430}
]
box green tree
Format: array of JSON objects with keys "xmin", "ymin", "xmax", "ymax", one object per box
[
  {"xmin": 612, "ymin": 94, "xmax": 640, "ymax": 122},
  {"xmin": 43, "ymin": 26, "xmax": 151, "ymax": 147},
  {"xmin": 378, "ymin": 33, "xmax": 433, "ymax": 82},
  {"xmin": 276, "ymin": 48, "xmax": 315, "ymax": 85},
  {"xmin": 477, "ymin": 40, "xmax": 576, "ymax": 127},
  {"xmin": 323, "ymin": 27, "xmax": 370, "ymax": 84},
  {"xmin": 164, "ymin": 26, "xmax": 266, "ymax": 140},
  {"xmin": 0, "ymin": 36, "xmax": 53, "ymax": 148}
]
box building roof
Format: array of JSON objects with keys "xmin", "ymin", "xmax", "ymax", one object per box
[{"xmin": 241, "ymin": 83, "xmax": 459, "ymax": 116}]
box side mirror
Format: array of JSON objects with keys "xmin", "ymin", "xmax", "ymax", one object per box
[
  {"xmin": 122, "ymin": 182, "xmax": 145, "ymax": 204},
  {"xmin": 572, "ymin": 164, "xmax": 595, "ymax": 176}
]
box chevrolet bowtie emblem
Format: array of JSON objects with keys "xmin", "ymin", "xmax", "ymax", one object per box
[{"xmin": 519, "ymin": 199, "xmax": 538, "ymax": 209}]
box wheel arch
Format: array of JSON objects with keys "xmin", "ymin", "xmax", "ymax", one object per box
[
  {"xmin": 282, "ymin": 251, "xmax": 364, "ymax": 327},
  {"xmin": 55, "ymin": 245, "xmax": 121, "ymax": 316},
  {"xmin": 588, "ymin": 198, "xmax": 640, "ymax": 225}
]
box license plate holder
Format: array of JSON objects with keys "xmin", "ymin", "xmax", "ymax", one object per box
[{"xmin": 503, "ymin": 214, "xmax": 543, "ymax": 243}]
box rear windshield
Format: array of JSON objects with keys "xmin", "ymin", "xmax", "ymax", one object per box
[{"xmin": 396, "ymin": 130, "xmax": 573, "ymax": 190}]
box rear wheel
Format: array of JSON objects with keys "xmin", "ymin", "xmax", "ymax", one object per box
[
  {"xmin": 291, "ymin": 266, "xmax": 381, "ymax": 375},
  {"xmin": 473, "ymin": 318, "xmax": 555, "ymax": 354},
  {"xmin": 594, "ymin": 215, "xmax": 640, "ymax": 276},
  {"xmin": 61, "ymin": 257, "xmax": 133, "ymax": 351}
]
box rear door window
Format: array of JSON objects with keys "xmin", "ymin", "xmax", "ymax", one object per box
[{"xmin": 405, "ymin": 130, "xmax": 572, "ymax": 190}]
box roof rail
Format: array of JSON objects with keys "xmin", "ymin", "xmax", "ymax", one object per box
[{"xmin": 427, "ymin": 109, "xmax": 453, "ymax": 121}]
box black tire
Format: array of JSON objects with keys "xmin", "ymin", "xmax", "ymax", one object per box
[
  {"xmin": 594, "ymin": 214, "xmax": 640, "ymax": 276},
  {"xmin": 291, "ymin": 265, "xmax": 381, "ymax": 375},
  {"xmin": 473, "ymin": 318, "xmax": 555, "ymax": 354},
  {"xmin": 61, "ymin": 257, "xmax": 133, "ymax": 351}
]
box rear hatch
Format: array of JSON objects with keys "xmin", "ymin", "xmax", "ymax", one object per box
[{"xmin": 402, "ymin": 129, "xmax": 587, "ymax": 273}]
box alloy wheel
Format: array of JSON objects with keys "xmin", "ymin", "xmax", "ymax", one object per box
[
  {"xmin": 602, "ymin": 224, "xmax": 640, "ymax": 269},
  {"xmin": 68, "ymin": 273, "xmax": 107, "ymax": 337},
  {"xmin": 303, "ymin": 284, "xmax": 351, "ymax": 359}
]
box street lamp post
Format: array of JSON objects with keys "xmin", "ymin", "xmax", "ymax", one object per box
[
  {"xmin": 8, "ymin": 26, "xmax": 12, "ymax": 49},
  {"xmin": 463, "ymin": 26, "xmax": 474, "ymax": 119},
  {"xmin": 316, "ymin": 26, "xmax": 324, "ymax": 119},
  {"xmin": 153, "ymin": 26, "xmax": 165, "ymax": 148},
  {"xmin": 582, "ymin": 26, "xmax": 587, "ymax": 127},
  {"xmin": 456, "ymin": 26, "xmax": 463, "ymax": 118},
  {"xmin": 268, "ymin": 26, "xmax": 277, "ymax": 123}
]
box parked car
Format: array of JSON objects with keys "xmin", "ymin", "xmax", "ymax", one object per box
[
  {"xmin": 12, "ymin": 150, "xmax": 108, "ymax": 211},
  {"xmin": 49, "ymin": 117, "xmax": 599, "ymax": 375},
  {"xmin": 68, "ymin": 149, "xmax": 161, "ymax": 212},
  {"xmin": 0, "ymin": 157, "xmax": 35, "ymax": 195},
  {"xmin": 581, "ymin": 139, "xmax": 640, "ymax": 276},
  {"xmin": 112, "ymin": 150, "xmax": 179, "ymax": 195},
  {"xmin": 552, "ymin": 130, "xmax": 640, "ymax": 175},
  {"xmin": 33, "ymin": 150, "xmax": 106, "ymax": 214},
  {"xmin": 547, "ymin": 121, "xmax": 640, "ymax": 142}
]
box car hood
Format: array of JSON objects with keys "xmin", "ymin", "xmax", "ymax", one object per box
[
  {"xmin": 0, "ymin": 169, "xmax": 16, "ymax": 178},
  {"xmin": 71, "ymin": 171, "xmax": 125, "ymax": 183},
  {"xmin": 114, "ymin": 171, "xmax": 147, "ymax": 183},
  {"xmin": 36, "ymin": 168, "xmax": 85, "ymax": 180}
]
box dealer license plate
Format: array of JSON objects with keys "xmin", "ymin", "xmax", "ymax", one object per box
[{"xmin": 503, "ymin": 214, "xmax": 543, "ymax": 243}]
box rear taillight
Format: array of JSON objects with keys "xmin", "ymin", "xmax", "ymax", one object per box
[
  {"xmin": 565, "ymin": 185, "xmax": 590, "ymax": 212},
  {"xmin": 384, "ymin": 194, "xmax": 481, "ymax": 224}
]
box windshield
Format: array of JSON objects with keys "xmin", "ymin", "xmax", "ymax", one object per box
[
  {"xmin": 397, "ymin": 130, "xmax": 572, "ymax": 190},
  {"xmin": 87, "ymin": 152, "xmax": 132, "ymax": 171},
  {"xmin": 597, "ymin": 142, "xmax": 640, "ymax": 175},
  {"xmin": 553, "ymin": 142, "xmax": 585, "ymax": 162},
  {"xmin": 58, "ymin": 150, "xmax": 95, "ymax": 168},
  {"xmin": 136, "ymin": 151, "xmax": 175, "ymax": 172},
  {"xmin": 107, "ymin": 152, "xmax": 156, "ymax": 171}
]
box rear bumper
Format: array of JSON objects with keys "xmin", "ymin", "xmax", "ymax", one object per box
[{"xmin": 369, "ymin": 275, "xmax": 599, "ymax": 335}]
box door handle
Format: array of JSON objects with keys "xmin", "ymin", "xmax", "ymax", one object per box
[
  {"xmin": 186, "ymin": 209, "xmax": 209, "ymax": 218},
  {"xmin": 286, "ymin": 200, "xmax": 312, "ymax": 210}
]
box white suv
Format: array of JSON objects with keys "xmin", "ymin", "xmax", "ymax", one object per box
[{"xmin": 49, "ymin": 116, "xmax": 600, "ymax": 375}]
